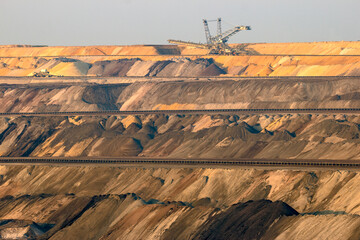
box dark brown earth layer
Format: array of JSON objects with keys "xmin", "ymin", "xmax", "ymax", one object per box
[
  {"xmin": 1, "ymin": 78, "xmax": 360, "ymax": 113},
  {"xmin": 0, "ymin": 80, "xmax": 359, "ymax": 238},
  {"xmin": 0, "ymin": 42, "xmax": 360, "ymax": 239},
  {"xmin": 191, "ymin": 200, "xmax": 298, "ymax": 240},
  {"xmin": 0, "ymin": 193, "xmax": 298, "ymax": 240},
  {"xmin": 96, "ymin": 58, "xmax": 225, "ymax": 77},
  {"xmin": 0, "ymin": 166, "xmax": 360, "ymax": 239},
  {"xmin": 0, "ymin": 114, "xmax": 359, "ymax": 160}
]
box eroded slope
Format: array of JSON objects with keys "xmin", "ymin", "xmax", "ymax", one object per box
[
  {"xmin": 0, "ymin": 113, "xmax": 359, "ymax": 159},
  {"xmin": 1, "ymin": 78, "xmax": 360, "ymax": 113},
  {"xmin": 1, "ymin": 42, "xmax": 360, "ymax": 77},
  {"xmin": 0, "ymin": 166, "xmax": 360, "ymax": 239}
]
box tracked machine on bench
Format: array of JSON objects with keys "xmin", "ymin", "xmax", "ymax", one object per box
[
  {"xmin": 168, "ymin": 18, "xmax": 251, "ymax": 55},
  {"xmin": 31, "ymin": 69, "xmax": 52, "ymax": 77}
]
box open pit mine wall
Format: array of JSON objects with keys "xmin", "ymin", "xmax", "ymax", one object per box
[
  {"xmin": 1, "ymin": 78, "xmax": 360, "ymax": 113},
  {"xmin": 0, "ymin": 43, "xmax": 360, "ymax": 239},
  {"xmin": 0, "ymin": 41, "xmax": 359, "ymax": 77},
  {"xmin": 1, "ymin": 77, "xmax": 360, "ymax": 159},
  {"xmin": 0, "ymin": 165, "xmax": 360, "ymax": 239},
  {"xmin": 1, "ymin": 113, "xmax": 360, "ymax": 160}
]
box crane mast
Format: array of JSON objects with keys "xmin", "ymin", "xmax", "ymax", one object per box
[
  {"xmin": 168, "ymin": 18, "xmax": 251, "ymax": 55},
  {"xmin": 217, "ymin": 18, "xmax": 222, "ymax": 36},
  {"xmin": 203, "ymin": 19, "xmax": 212, "ymax": 44}
]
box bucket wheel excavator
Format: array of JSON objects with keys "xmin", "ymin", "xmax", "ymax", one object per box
[{"xmin": 168, "ymin": 18, "xmax": 251, "ymax": 55}]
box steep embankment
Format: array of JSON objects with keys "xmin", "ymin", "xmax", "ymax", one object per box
[
  {"xmin": 0, "ymin": 42, "xmax": 359, "ymax": 239},
  {"xmin": 0, "ymin": 166, "xmax": 360, "ymax": 239},
  {"xmin": 1, "ymin": 41, "xmax": 359, "ymax": 56},
  {"xmin": 0, "ymin": 80, "xmax": 360, "ymax": 160},
  {"xmin": 116, "ymin": 79, "xmax": 360, "ymax": 110},
  {"xmin": 0, "ymin": 113, "xmax": 359, "ymax": 159},
  {"xmin": 1, "ymin": 79, "xmax": 360, "ymax": 113},
  {"xmin": 0, "ymin": 55, "xmax": 358, "ymax": 77},
  {"xmin": 0, "ymin": 42, "xmax": 359, "ymax": 77},
  {"xmin": 248, "ymin": 41, "xmax": 360, "ymax": 55}
]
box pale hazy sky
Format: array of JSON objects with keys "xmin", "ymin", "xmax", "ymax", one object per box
[{"xmin": 1, "ymin": 0, "xmax": 359, "ymax": 46}]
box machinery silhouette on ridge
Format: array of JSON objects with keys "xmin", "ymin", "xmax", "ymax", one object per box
[{"xmin": 168, "ymin": 18, "xmax": 251, "ymax": 55}]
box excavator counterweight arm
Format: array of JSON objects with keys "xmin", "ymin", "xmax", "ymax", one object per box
[
  {"xmin": 213, "ymin": 25, "xmax": 251, "ymax": 44},
  {"xmin": 168, "ymin": 18, "xmax": 251, "ymax": 55}
]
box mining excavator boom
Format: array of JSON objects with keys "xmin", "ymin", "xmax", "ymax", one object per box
[
  {"xmin": 212, "ymin": 25, "xmax": 251, "ymax": 45},
  {"xmin": 168, "ymin": 18, "xmax": 251, "ymax": 55},
  {"xmin": 167, "ymin": 39, "xmax": 210, "ymax": 49}
]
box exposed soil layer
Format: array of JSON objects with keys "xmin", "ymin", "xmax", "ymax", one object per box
[
  {"xmin": 1, "ymin": 78, "xmax": 360, "ymax": 113},
  {"xmin": 192, "ymin": 200, "xmax": 298, "ymax": 240},
  {"xmin": 87, "ymin": 58, "xmax": 226, "ymax": 77},
  {"xmin": 0, "ymin": 219, "xmax": 54, "ymax": 239},
  {"xmin": 0, "ymin": 193, "xmax": 298, "ymax": 240},
  {"xmin": 1, "ymin": 42, "xmax": 360, "ymax": 239},
  {"xmin": 0, "ymin": 41, "xmax": 359, "ymax": 57},
  {"xmin": 88, "ymin": 58, "xmax": 140, "ymax": 77},
  {"xmin": 0, "ymin": 167, "xmax": 360, "ymax": 239},
  {"xmin": 0, "ymin": 42, "xmax": 359, "ymax": 77},
  {"xmin": 0, "ymin": 113, "xmax": 359, "ymax": 160}
]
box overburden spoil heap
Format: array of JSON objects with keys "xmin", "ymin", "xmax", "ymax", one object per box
[
  {"xmin": 0, "ymin": 42, "xmax": 360, "ymax": 239},
  {"xmin": 0, "ymin": 41, "xmax": 360, "ymax": 77}
]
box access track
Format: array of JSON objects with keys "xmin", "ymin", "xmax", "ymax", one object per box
[
  {"xmin": 0, "ymin": 157, "xmax": 359, "ymax": 171},
  {"xmin": 1, "ymin": 108, "xmax": 360, "ymax": 117},
  {"xmin": 0, "ymin": 54, "xmax": 360, "ymax": 58}
]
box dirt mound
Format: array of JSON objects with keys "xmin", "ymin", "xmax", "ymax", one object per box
[
  {"xmin": 0, "ymin": 42, "xmax": 359, "ymax": 77},
  {"xmin": 88, "ymin": 58, "xmax": 140, "ymax": 77},
  {"xmin": 81, "ymin": 85, "xmax": 128, "ymax": 110},
  {"xmin": 0, "ymin": 168, "xmax": 359, "ymax": 239},
  {"xmin": 2, "ymin": 112, "xmax": 360, "ymax": 159},
  {"xmin": 90, "ymin": 136, "xmax": 143, "ymax": 157},
  {"xmin": 192, "ymin": 199, "xmax": 298, "ymax": 240},
  {"xmin": 249, "ymin": 41, "xmax": 360, "ymax": 55},
  {"xmin": 50, "ymin": 61, "xmax": 90, "ymax": 76},
  {"xmin": 0, "ymin": 219, "xmax": 53, "ymax": 239},
  {"xmin": 30, "ymin": 57, "xmax": 91, "ymax": 76},
  {"xmin": 86, "ymin": 58, "xmax": 224, "ymax": 77},
  {"xmin": 154, "ymin": 45, "xmax": 181, "ymax": 55},
  {"xmin": 199, "ymin": 62, "xmax": 226, "ymax": 76},
  {"xmin": 299, "ymin": 119, "xmax": 360, "ymax": 141},
  {"xmin": 156, "ymin": 58, "xmax": 225, "ymax": 77},
  {"xmin": 146, "ymin": 60, "xmax": 172, "ymax": 76}
]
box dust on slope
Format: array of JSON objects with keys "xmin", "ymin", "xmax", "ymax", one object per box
[
  {"xmin": 0, "ymin": 84, "xmax": 129, "ymax": 113},
  {"xmin": 1, "ymin": 113, "xmax": 360, "ymax": 159},
  {"xmin": 0, "ymin": 166, "xmax": 360, "ymax": 239},
  {"xmin": 0, "ymin": 192, "xmax": 300, "ymax": 240},
  {"xmin": 1, "ymin": 42, "xmax": 360, "ymax": 77},
  {"xmin": 191, "ymin": 200, "xmax": 298, "ymax": 240},
  {"xmin": 1, "ymin": 41, "xmax": 359, "ymax": 56},
  {"xmin": 2, "ymin": 78, "xmax": 360, "ymax": 112},
  {"xmin": 116, "ymin": 79, "xmax": 360, "ymax": 111},
  {"xmin": 1, "ymin": 165, "xmax": 360, "ymax": 215},
  {"xmin": 264, "ymin": 214, "xmax": 360, "ymax": 240},
  {"xmin": 249, "ymin": 41, "xmax": 360, "ymax": 55}
]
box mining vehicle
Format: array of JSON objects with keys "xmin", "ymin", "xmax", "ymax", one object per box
[
  {"xmin": 32, "ymin": 69, "xmax": 53, "ymax": 77},
  {"xmin": 168, "ymin": 18, "xmax": 251, "ymax": 55}
]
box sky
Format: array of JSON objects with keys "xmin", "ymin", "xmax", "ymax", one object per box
[{"xmin": 1, "ymin": 0, "xmax": 360, "ymax": 46}]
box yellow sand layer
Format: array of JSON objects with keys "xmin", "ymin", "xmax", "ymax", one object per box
[
  {"xmin": 49, "ymin": 61, "xmax": 91, "ymax": 76},
  {"xmin": 248, "ymin": 41, "xmax": 360, "ymax": 55},
  {"xmin": 0, "ymin": 45, "xmax": 159, "ymax": 57},
  {"xmin": 0, "ymin": 42, "xmax": 359, "ymax": 77},
  {"xmin": 153, "ymin": 103, "xmax": 197, "ymax": 110},
  {"xmin": 1, "ymin": 41, "xmax": 359, "ymax": 57},
  {"xmin": 0, "ymin": 54, "xmax": 358, "ymax": 77}
]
